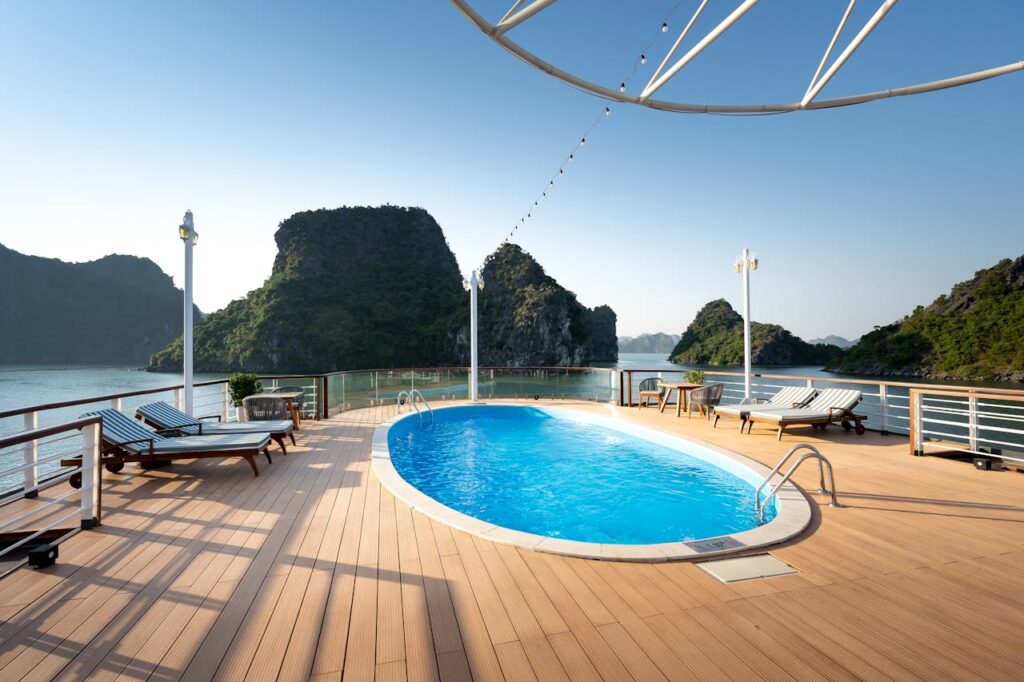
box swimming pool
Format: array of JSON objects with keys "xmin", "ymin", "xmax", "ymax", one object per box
[{"xmin": 373, "ymin": 404, "xmax": 810, "ymax": 560}]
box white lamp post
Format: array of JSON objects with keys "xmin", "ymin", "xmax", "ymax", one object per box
[
  {"xmin": 734, "ymin": 248, "xmax": 758, "ymax": 402},
  {"xmin": 465, "ymin": 270, "xmax": 484, "ymax": 401},
  {"xmin": 178, "ymin": 210, "xmax": 198, "ymax": 416}
]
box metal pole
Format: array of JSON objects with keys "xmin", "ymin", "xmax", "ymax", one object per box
[
  {"xmin": 742, "ymin": 248, "xmax": 752, "ymax": 402},
  {"xmin": 182, "ymin": 210, "xmax": 195, "ymax": 416},
  {"xmin": 470, "ymin": 270, "xmax": 480, "ymax": 401}
]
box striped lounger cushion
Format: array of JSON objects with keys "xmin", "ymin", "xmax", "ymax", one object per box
[
  {"xmin": 83, "ymin": 409, "xmax": 270, "ymax": 455},
  {"xmin": 714, "ymin": 386, "xmax": 818, "ymax": 418},
  {"xmin": 746, "ymin": 388, "xmax": 862, "ymax": 422},
  {"xmin": 137, "ymin": 401, "xmax": 293, "ymax": 437}
]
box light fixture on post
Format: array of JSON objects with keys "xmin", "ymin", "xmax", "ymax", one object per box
[
  {"xmin": 464, "ymin": 270, "xmax": 485, "ymax": 401},
  {"xmin": 179, "ymin": 210, "xmax": 198, "ymax": 416},
  {"xmin": 734, "ymin": 248, "xmax": 758, "ymax": 402}
]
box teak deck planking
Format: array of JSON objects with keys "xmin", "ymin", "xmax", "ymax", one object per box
[{"xmin": 1, "ymin": 400, "xmax": 1023, "ymax": 680}]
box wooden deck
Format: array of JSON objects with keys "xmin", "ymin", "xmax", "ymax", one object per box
[{"xmin": 2, "ymin": 401, "xmax": 1024, "ymax": 681}]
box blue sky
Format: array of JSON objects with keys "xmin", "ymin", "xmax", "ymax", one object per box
[{"xmin": 1, "ymin": 1, "xmax": 1021, "ymax": 340}]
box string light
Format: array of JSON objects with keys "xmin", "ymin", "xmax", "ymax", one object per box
[{"xmin": 477, "ymin": 1, "xmax": 689, "ymax": 263}]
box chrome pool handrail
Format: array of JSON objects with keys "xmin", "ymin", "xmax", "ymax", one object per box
[{"xmin": 756, "ymin": 444, "xmax": 841, "ymax": 520}]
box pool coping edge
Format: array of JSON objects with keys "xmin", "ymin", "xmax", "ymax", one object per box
[{"xmin": 370, "ymin": 401, "xmax": 813, "ymax": 563}]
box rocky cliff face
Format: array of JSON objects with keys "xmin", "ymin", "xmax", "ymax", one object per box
[
  {"xmin": 148, "ymin": 206, "xmax": 467, "ymax": 373},
  {"xmin": 833, "ymin": 256, "xmax": 1024, "ymax": 382},
  {"xmin": 619, "ymin": 332, "xmax": 681, "ymax": 354},
  {"xmin": 478, "ymin": 244, "xmax": 617, "ymax": 366},
  {"xmin": 670, "ymin": 299, "xmax": 839, "ymax": 366},
  {"xmin": 0, "ymin": 244, "xmax": 193, "ymax": 364}
]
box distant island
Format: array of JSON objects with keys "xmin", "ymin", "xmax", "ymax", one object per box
[
  {"xmin": 831, "ymin": 256, "xmax": 1024, "ymax": 382},
  {"xmin": 669, "ymin": 299, "xmax": 841, "ymax": 366},
  {"xmin": 148, "ymin": 206, "xmax": 616, "ymax": 373},
  {"xmin": 0, "ymin": 244, "xmax": 196, "ymax": 365},
  {"xmin": 619, "ymin": 332, "xmax": 681, "ymax": 354},
  {"xmin": 808, "ymin": 335, "xmax": 858, "ymax": 349}
]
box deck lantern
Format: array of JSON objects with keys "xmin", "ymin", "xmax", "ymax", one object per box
[{"xmin": 179, "ymin": 210, "xmax": 197, "ymax": 416}]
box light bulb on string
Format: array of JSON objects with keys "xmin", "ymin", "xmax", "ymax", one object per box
[
  {"xmin": 641, "ymin": 54, "xmax": 647, "ymax": 65},
  {"xmin": 619, "ymin": 82, "xmax": 625, "ymax": 92},
  {"xmin": 569, "ymin": 153, "xmax": 573, "ymax": 162},
  {"xmin": 605, "ymin": 107, "xmax": 611, "ymax": 115},
  {"xmin": 580, "ymin": 137, "xmax": 586, "ymax": 146},
  {"xmin": 559, "ymin": 169, "xmax": 564, "ymax": 175},
  {"xmin": 662, "ymin": 22, "xmax": 668, "ymax": 32},
  {"xmin": 549, "ymin": 180, "xmax": 554, "ymax": 187}
]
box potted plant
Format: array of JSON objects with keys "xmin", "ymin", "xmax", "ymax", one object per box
[
  {"xmin": 228, "ymin": 372, "xmax": 262, "ymax": 421},
  {"xmin": 684, "ymin": 370, "xmax": 705, "ymax": 385}
]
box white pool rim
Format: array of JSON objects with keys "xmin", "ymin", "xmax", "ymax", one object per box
[{"xmin": 371, "ymin": 402, "xmax": 812, "ymax": 562}]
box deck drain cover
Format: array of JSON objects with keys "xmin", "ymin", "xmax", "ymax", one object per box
[{"xmin": 696, "ymin": 554, "xmax": 797, "ymax": 583}]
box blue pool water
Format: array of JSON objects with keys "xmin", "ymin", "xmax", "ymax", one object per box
[{"xmin": 387, "ymin": 405, "xmax": 775, "ymax": 545}]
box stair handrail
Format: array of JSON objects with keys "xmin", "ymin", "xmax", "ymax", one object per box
[
  {"xmin": 408, "ymin": 389, "xmax": 433, "ymax": 425},
  {"xmin": 756, "ymin": 444, "xmax": 841, "ymax": 520}
]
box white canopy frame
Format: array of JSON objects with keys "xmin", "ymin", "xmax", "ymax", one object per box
[{"xmin": 449, "ymin": 0, "xmax": 1024, "ymax": 114}]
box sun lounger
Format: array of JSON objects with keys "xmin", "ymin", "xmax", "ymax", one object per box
[
  {"xmin": 136, "ymin": 401, "xmax": 295, "ymax": 454},
  {"xmin": 62, "ymin": 409, "xmax": 272, "ymax": 487},
  {"xmin": 745, "ymin": 388, "xmax": 866, "ymax": 440},
  {"xmin": 713, "ymin": 386, "xmax": 817, "ymax": 431}
]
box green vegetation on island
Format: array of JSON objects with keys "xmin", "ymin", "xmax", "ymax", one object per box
[
  {"xmin": 669, "ymin": 299, "xmax": 840, "ymax": 366},
  {"xmin": 478, "ymin": 243, "xmax": 617, "ymax": 366},
  {"xmin": 148, "ymin": 207, "xmax": 617, "ymax": 373},
  {"xmin": 832, "ymin": 256, "xmax": 1024, "ymax": 382},
  {"xmin": 0, "ymin": 244, "xmax": 196, "ymax": 365}
]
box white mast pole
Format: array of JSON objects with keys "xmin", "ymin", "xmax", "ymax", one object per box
[
  {"xmin": 742, "ymin": 248, "xmax": 752, "ymax": 402},
  {"xmin": 180, "ymin": 210, "xmax": 196, "ymax": 416},
  {"xmin": 469, "ymin": 270, "xmax": 480, "ymax": 401}
]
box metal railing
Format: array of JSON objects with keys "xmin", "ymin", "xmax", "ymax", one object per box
[
  {"xmin": 322, "ymin": 366, "xmax": 619, "ymax": 416},
  {"xmin": 618, "ymin": 368, "xmax": 1021, "ymax": 437},
  {"xmin": 909, "ymin": 387, "xmax": 1024, "ymax": 463},
  {"xmin": 0, "ymin": 416, "xmax": 103, "ymax": 564}
]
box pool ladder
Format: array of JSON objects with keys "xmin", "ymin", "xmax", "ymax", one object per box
[
  {"xmin": 755, "ymin": 444, "xmax": 841, "ymax": 521},
  {"xmin": 396, "ymin": 389, "xmax": 434, "ymax": 426}
]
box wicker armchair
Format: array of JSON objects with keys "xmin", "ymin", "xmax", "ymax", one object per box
[
  {"xmin": 686, "ymin": 383, "xmax": 724, "ymax": 419},
  {"xmin": 271, "ymin": 385, "xmax": 306, "ymax": 418},
  {"xmin": 637, "ymin": 377, "xmax": 664, "ymax": 408},
  {"xmin": 243, "ymin": 395, "xmax": 290, "ymax": 422}
]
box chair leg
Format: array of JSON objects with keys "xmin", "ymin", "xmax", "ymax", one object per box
[
  {"xmin": 274, "ymin": 434, "xmax": 287, "ymax": 456},
  {"xmin": 263, "ymin": 447, "xmax": 273, "ymax": 464},
  {"xmin": 245, "ymin": 454, "xmax": 260, "ymax": 477},
  {"xmin": 289, "ymin": 432, "xmax": 296, "ymax": 446},
  {"xmin": 776, "ymin": 425, "xmax": 786, "ymax": 441},
  {"xmin": 713, "ymin": 414, "xmax": 720, "ymax": 428}
]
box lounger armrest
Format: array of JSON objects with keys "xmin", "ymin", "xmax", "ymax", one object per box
[
  {"xmin": 198, "ymin": 414, "xmax": 222, "ymax": 422},
  {"xmin": 109, "ymin": 437, "xmax": 155, "ymax": 456},
  {"xmin": 828, "ymin": 407, "xmax": 853, "ymax": 418}
]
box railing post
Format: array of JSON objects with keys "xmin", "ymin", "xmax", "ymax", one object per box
[
  {"xmin": 342, "ymin": 373, "xmax": 347, "ymax": 411},
  {"xmin": 968, "ymin": 394, "xmax": 979, "ymax": 452},
  {"xmin": 110, "ymin": 397, "xmax": 122, "ymax": 412},
  {"xmin": 375, "ymin": 372, "xmax": 379, "ymax": 406},
  {"xmin": 911, "ymin": 390, "xmax": 924, "ymax": 456},
  {"xmin": 174, "ymin": 388, "xmax": 183, "ymax": 411},
  {"xmin": 81, "ymin": 422, "xmax": 101, "ymax": 529},
  {"xmin": 22, "ymin": 412, "xmax": 39, "ymax": 498},
  {"xmin": 221, "ymin": 382, "xmax": 230, "ymax": 421},
  {"xmin": 806, "ymin": 378, "xmax": 814, "ymax": 389},
  {"xmin": 878, "ymin": 384, "xmax": 889, "ymax": 435},
  {"xmin": 322, "ymin": 376, "xmax": 329, "ymax": 419}
]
